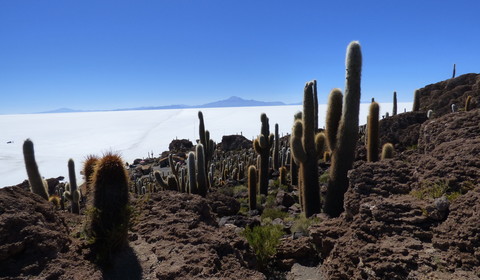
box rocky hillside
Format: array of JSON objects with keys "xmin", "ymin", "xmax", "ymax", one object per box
[{"xmin": 1, "ymin": 74, "xmax": 479, "ymax": 280}]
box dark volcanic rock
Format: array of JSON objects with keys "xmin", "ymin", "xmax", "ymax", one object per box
[
  {"xmin": 417, "ymin": 73, "xmax": 480, "ymax": 117},
  {"xmin": 207, "ymin": 191, "xmax": 241, "ymax": 217},
  {"xmin": 220, "ymin": 135, "xmax": 253, "ymax": 151},
  {"xmin": 168, "ymin": 139, "xmax": 194, "ymax": 153},
  {"xmin": 379, "ymin": 111, "xmax": 428, "ymax": 152},
  {"xmin": 130, "ymin": 191, "xmax": 265, "ymax": 280},
  {"xmin": 0, "ymin": 187, "xmax": 100, "ymax": 279}
]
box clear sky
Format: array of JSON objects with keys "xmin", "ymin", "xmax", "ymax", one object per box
[{"xmin": 0, "ymin": 0, "xmax": 478, "ymax": 114}]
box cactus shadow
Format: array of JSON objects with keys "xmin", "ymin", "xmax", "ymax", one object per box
[{"xmin": 101, "ymin": 245, "xmax": 142, "ymax": 280}]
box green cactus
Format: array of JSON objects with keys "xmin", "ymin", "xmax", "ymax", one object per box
[
  {"xmin": 22, "ymin": 139, "xmax": 49, "ymax": 200},
  {"xmin": 465, "ymin": 95, "xmax": 472, "ymax": 111},
  {"xmin": 291, "ymin": 81, "xmax": 323, "ymax": 217},
  {"xmin": 324, "ymin": 41, "xmax": 362, "ymax": 217},
  {"xmin": 253, "ymin": 113, "xmax": 274, "ymax": 196},
  {"xmin": 273, "ymin": 123, "xmax": 280, "ymax": 171},
  {"xmin": 413, "ymin": 89, "xmax": 420, "ymax": 111},
  {"xmin": 248, "ymin": 165, "xmax": 257, "ymax": 211},
  {"xmin": 198, "ymin": 111, "xmax": 215, "ymax": 177},
  {"xmin": 89, "ymin": 152, "xmax": 130, "ymax": 265},
  {"xmin": 67, "ymin": 159, "xmax": 80, "ymax": 214},
  {"xmin": 83, "ymin": 155, "xmax": 99, "ymax": 195},
  {"xmin": 393, "ymin": 91, "xmax": 397, "ymax": 116},
  {"xmin": 381, "ymin": 143, "xmax": 395, "ymax": 160},
  {"xmin": 154, "ymin": 171, "xmax": 178, "ymax": 191},
  {"xmin": 187, "ymin": 152, "xmax": 197, "ymax": 194},
  {"xmin": 289, "ymin": 112, "xmax": 301, "ymax": 187},
  {"xmin": 196, "ymin": 144, "xmax": 208, "ymax": 197},
  {"xmin": 313, "ymin": 80, "xmax": 319, "ymax": 131},
  {"xmin": 325, "ymin": 88, "xmax": 343, "ymax": 152},
  {"xmin": 367, "ymin": 102, "xmax": 380, "ymax": 162},
  {"xmin": 279, "ymin": 166, "xmax": 287, "ymax": 186}
]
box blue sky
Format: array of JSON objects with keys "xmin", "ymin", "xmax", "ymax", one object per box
[{"xmin": 0, "ymin": 0, "xmax": 478, "ymax": 114}]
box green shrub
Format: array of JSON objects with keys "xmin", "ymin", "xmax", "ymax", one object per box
[
  {"xmin": 241, "ymin": 224, "xmax": 284, "ymax": 270},
  {"xmin": 319, "ymin": 171, "xmax": 329, "ymax": 184},
  {"xmin": 291, "ymin": 214, "xmax": 321, "ymax": 235},
  {"xmin": 411, "ymin": 179, "xmax": 463, "ymax": 201},
  {"xmin": 261, "ymin": 208, "xmax": 287, "ymax": 221}
]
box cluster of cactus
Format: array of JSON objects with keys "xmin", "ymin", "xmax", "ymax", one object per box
[
  {"xmin": 63, "ymin": 159, "xmax": 80, "ymax": 214},
  {"xmin": 291, "ymin": 81, "xmax": 325, "ymax": 217},
  {"xmin": 253, "ymin": 113, "xmax": 274, "ymax": 195},
  {"xmin": 324, "ymin": 41, "xmax": 362, "ymax": 217}
]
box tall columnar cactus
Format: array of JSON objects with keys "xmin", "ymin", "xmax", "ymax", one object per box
[
  {"xmin": 89, "ymin": 152, "xmax": 130, "ymax": 265},
  {"xmin": 248, "ymin": 165, "xmax": 257, "ymax": 210},
  {"xmin": 367, "ymin": 102, "xmax": 380, "ymax": 162},
  {"xmin": 393, "ymin": 91, "xmax": 398, "ymax": 116},
  {"xmin": 279, "ymin": 166, "xmax": 287, "ymax": 186},
  {"xmin": 253, "ymin": 113, "xmax": 274, "ymax": 195},
  {"xmin": 324, "ymin": 41, "xmax": 362, "ymax": 217},
  {"xmin": 273, "ymin": 123, "xmax": 280, "ymax": 171},
  {"xmin": 313, "ymin": 80, "xmax": 319, "ymax": 131},
  {"xmin": 452, "ymin": 63, "xmax": 456, "ymax": 79},
  {"xmin": 198, "ymin": 111, "xmax": 215, "ymax": 176},
  {"xmin": 465, "ymin": 95, "xmax": 472, "ymax": 111},
  {"xmin": 291, "ymin": 81, "xmax": 323, "ymax": 217},
  {"xmin": 83, "ymin": 155, "xmax": 99, "ymax": 195},
  {"xmin": 289, "ymin": 112, "xmax": 302, "ymax": 187},
  {"xmin": 413, "ymin": 89, "xmax": 420, "ymax": 111},
  {"xmin": 381, "ymin": 143, "xmax": 395, "ymax": 160},
  {"xmin": 196, "ymin": 144, "xmax": 208, "ymax": 197},
  {"xmin": 168, "ymin": 154, "xmax": 180, "ymax": 191},
  {"xmin": 187, "ymin": 152, "xmax": 197, "ymax": 194},
  {"xmin": 22, "ymin": 139, "xmax": 49, "ymax": 200},
  {"xmin": 67, "ymin": 159, "xmax": 80, "ymax": 214},
  {"xmin": 325, "ymin": 88, "xmax": 343, "ymax": 152}
]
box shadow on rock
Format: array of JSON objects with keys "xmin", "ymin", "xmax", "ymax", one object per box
[{"xmin": 101, "ymin": 245, "xmax": 142, "ymax": 280}]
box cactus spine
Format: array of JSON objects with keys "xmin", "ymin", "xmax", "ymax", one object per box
[
  {"xmin": 22, "ymin": 139, "xmax": 49, "ymax": 200},
  {"xmin": 291, "ymin": 81, "xmax": 321, "ymax": 217},
  {"xmin": 381, "ymin": 143, "xmax": 395, "ymax": 160},
  {"xmin": 393, "ymin": 91, "xmax": 398, "ymax": 116},
  {"xmin": 325, "ymin": 89, "xmax": 343, "ymax": 152},
  {"xmin": 324, "ymin": 41, "xmax": 362, "ymax": 217},
  {"xmin": 253, "ymin": 113, "xmax": 274, "ymax": 195},
  {"xmin": 367, "ymin": 102, "xmax": 380, "ymax": 162},
  {"xmin": 67, "ymin": 159, "xmax": 80, "ymax": 214},
  {"xmin": 89, "ymin": 153, "xmax": 130, "ymax": 265},
  {"xmin": 248, "ymin": 165, "xmax": 257, "ymax": 210}
]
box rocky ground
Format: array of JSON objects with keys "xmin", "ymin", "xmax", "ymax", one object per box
[{"xmin": 1, "ymin": 73, "xmax": 479, "ymax": 279}]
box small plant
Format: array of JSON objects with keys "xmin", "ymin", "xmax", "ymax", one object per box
[
  {"xmin": 319, "ymin": 171, "xmax": 329, "ymax": 184},
  {"xmin": 261, "ymin": 208, "xmax": 287, "ymax": 221},
  {"xmin": 410, "ymin": 179, "xmax": 464, "ymax": 201},
  {"xmin": 241, "ymin": 224, "xmax": 284, "ymax": 271},
  {"xmin": 291, "ymin": 214, "xmax": 321, "ymax": 236}
]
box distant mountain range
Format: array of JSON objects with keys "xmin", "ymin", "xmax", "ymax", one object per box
[{"xmin": 39, "ymin": 96, "xmax": 298, "ymax": 114}]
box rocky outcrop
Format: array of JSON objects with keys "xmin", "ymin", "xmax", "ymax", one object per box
[
  {"xmin": 220, "ymin": 135, "xmax": 253, "ymax": 151},
  {"xmin": 0, "ymin": 187, "xmax": 100, "ymax": 280},
  {"xmin": 417, "ymin": 73, "xmax": 480, "ymax": 117}
]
